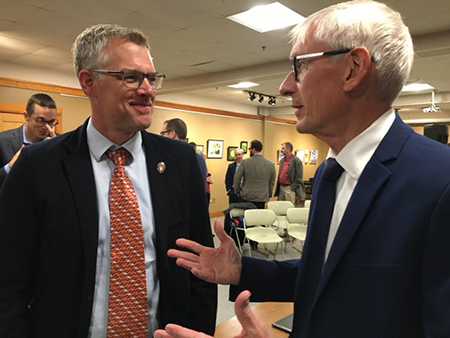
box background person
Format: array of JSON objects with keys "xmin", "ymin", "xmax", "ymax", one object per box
[
  {"xmin": 155, "ymin": 1, "xmax": 450, "ymax": 337},
  {"xmin": 233, "ymin": 139, "xmax": 275, "ymax": 210},
  {"xmin": 0, "ymin": 93, "xmax": 57, "ymax": 189},
  {"xmin": 225, "ymin": 148, "xmax": 244, "ymax": 205},
  {"xmin": 274, "ymin": 142, "xmax": 305, "ymax": 205}
]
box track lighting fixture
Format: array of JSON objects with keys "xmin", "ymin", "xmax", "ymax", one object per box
[
  {"xmin": 248, "ymin": 91, "xmax": 256, "ymax": 101},
  {"xmin": 244, "ymin": 90, "xmax": 277, "ymax": 106}
]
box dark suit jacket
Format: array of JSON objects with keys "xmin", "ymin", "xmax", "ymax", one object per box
[
  {"xmin": 274, "ymin": 155, "xmax": 306, "ymax": 199},
  {"xmin": 225, "ymin": 161, "xmax": 238, "ymax": 200},
  {"xmin": 0, "ymin": 120, "xmax": 217, "ymax": 338},
  {"xmin": 232, "ymin": 115, "xmax": 450, "ymax": 337},
  {"xmin": 0, "ymin": 125, "xmax": 24, "ymax": 189}
]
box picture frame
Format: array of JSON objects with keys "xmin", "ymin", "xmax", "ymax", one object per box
[
  {"xmin": 196, "ymin": 145, "xmax": 204, "ymax": 153},
  {"xmin": 206, "ymin": 139, "xmax": 224, "ymax": 159},
  {"xmin": 227, "ymin": 146, "xmax": 238, "ymax": 161},
  {"xmin": 240, "ymin": 141, "xmax": 248, "ymax": 154}
]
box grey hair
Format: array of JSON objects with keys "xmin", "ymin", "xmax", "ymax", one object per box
[
  {"xmin": 289, "ymin": 0, "xmax": 414, "ymax": 103},
  {"xmin": 72, "ymin": 24, "xmax": 150, "ymax": 75}
]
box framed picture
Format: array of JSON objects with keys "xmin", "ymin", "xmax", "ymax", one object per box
[
  {"xmin": 240, "ymin": 141, "xmax": 248, "ymax": 154},
  {"xmin": 207, "ymin": 139, "xmax": 224, "ymax": 159},
  {"xmin": 227, "ymin": 146, "xmax": 238, "ymax": 161},
  {"xmin": 196, "ymin": 145, "xmax": 204, "ymax": 153}
]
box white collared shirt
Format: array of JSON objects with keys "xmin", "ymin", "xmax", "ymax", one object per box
[
  {"xmin": 86, "ymin": 119, "xmax": 159, "ymax": 337},
  {"xmin": 324, "ymin": 109, "xmax": 396, "ymax": 261}
]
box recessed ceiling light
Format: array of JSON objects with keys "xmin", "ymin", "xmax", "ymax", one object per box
[
  {"xmin": 228, "ymin": 82, "xmax": 260, "ymax": 89},
  {"xmin": 402, "ymin": 83, "xmax": 434, "ymax": 92},
  {"xmin": 228, "ymin": 2, "xmax": 304, "ymax": 33}
]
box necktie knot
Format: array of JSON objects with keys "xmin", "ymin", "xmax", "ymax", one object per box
[
  {"xmin": 107, "ymin": 148, "xmax": 129, "ymax": 167},
  {"xmin": 322, "ymin": 158, "xmax": 344, "ymax": 182}
]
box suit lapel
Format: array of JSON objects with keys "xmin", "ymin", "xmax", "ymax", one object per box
[
  {"xmin": 142, "ymin": 132, "xmax": 171, "ymax": 268},
  {"xmin": 61, "ymin": 122, "xmax": 99, "ymax": 284},
  {"xmin": 315, "ymin": 115, "xmax": 413, "ymax": 298}
]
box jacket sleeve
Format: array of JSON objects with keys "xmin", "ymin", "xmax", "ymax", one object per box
[
  {"xmin": 268, "ymin": 163, "xmax": 276, "ymax": 197},
  {"xmin": 234, "ymin": 163, "xmax": 244, "ymax": 195}
]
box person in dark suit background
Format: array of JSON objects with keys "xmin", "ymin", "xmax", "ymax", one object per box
[
  {"xmin": 0, "ymin": 24, "xmax": 216, "ymax": 337},
  {"xmin": 155, "ymin": 1, "xmax": 450, "ymax": 337},
  {"xmin": 0, "ymin": 93, "xmax": 57, "ymax": 189},
  {"xmin": 224, "ymin": 148, "xmax": 244, "ymax": 204}
]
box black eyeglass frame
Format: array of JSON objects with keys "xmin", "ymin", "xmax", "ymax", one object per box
[
  {"xmin": 159, "ymin": 130, "xmax": 173, "ymax": 136},
  {"xmin": 27, "ymin": 112, "xmax": 58, "ymax": 128},
  {"xmin": 290, "ymin": 48, "xmax": 354, "ymax": 82},
  {"xmin": 91, "ymin": 69, "xmax": 166, "ymax": 90}
]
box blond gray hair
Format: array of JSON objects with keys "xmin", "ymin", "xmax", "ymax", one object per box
[
  {"xmin": 72, "ymin": 24, "xmax": 150, "ymax": 75},
  {"xmin": 289, "ymin": 0, "xmax": 414, "ymax": 103}
]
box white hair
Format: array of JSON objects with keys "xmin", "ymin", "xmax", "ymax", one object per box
[{"xmin": 289, "ymin": 0, "xmax": 414, "ymax": 103}]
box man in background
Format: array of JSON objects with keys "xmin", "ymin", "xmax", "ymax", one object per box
[
  {"xmin": 161, "ymin": 118, "xmax": 207, "ymax": 185},
  {"xmin": 0, "ymin": 24, "xmax": 216, "ymax": 337},
  {"xmin": 155, "ymin": 1, "xmax": 450, "ymax": 337},
  {"xmin": 225, "ymin": 148, "xmax": 244, "ymax": 204},
  {"xmin": 0, "ymin": 93, "xmax": 57, "ymax": 189},
  {"xmin": 234, "ymin": 139, "xmax": 275, "ymax": 209},
  {"xmin": 274, "ymin": 142, "xmax": 305, "ymax": 205}
]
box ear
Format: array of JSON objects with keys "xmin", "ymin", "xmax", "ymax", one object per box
[
  {"xmin": 78, "ymin": 69, "xmax": 96, "ymax": 97},
  {"xmin": 342, "ymin": 47, "xmax": 372, "ymax": 92},
  {"xmin": 23, "ymin": 111, "xmax": 29, "ymax": 122}
]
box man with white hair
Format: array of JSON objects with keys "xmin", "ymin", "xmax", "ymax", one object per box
[{"xmin": 155, "ymin": 1, "xmax": 450, "ymax": 337}]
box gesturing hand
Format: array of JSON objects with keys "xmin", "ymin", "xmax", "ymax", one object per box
[
  {"xmin": 153, "ymin": 291, "xmax": 272, "ymax": 338},
  {"xmin": 168, "ymin": 219, "xmax": 242, "ymax": 285}
]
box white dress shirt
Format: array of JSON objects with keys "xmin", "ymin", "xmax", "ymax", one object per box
[
  {"xmin": 86, "ymin": 119, "xmax": 159, "ymax": 338},
  {"xmin": 324, "ymin": 109, "xmax": 396, "ymax": 261}
]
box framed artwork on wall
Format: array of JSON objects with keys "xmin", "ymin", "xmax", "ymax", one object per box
[
  {"xmin": 196, "ymin": 145, "xmax": 204, "ymax": 153},
  {"xmin": 227, "ymin": 146, "xmax": 238, "ymax": 161},
  {"xmin": 240, "ymin": 141, "xmax": 248, "ymax": 154},
  {"xmin": 207, "ymin": 139, "xmax": 224, "ymax": 159}
]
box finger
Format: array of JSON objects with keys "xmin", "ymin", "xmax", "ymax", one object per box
[
  {"xmin": 234, "ymin": 291, "xmax": 271, "ymax": 338},
  {"xmin": 153, "ymin": 329, "xmax": 172, "ymax": 338},
  {"xmin": 165, "ymin": 323, "xmax": 212, "ymax": 338},
  {"xmin": 167, "ymin": 248, "xmax": 201, "ymax": 262},
  {"xmin": 174, "ymin": 238, "xmax": 206, "ymax": 254}
]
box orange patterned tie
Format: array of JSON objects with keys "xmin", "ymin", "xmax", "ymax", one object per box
[{"xmin": 106, "ymin": 149, "xmax": 148, "ymax": 338}]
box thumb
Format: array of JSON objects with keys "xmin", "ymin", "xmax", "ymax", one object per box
[
  {"xmin": 214, "ymin": 218, "xmax": 229, "ymax": 243},
  {"xmin": 234, "ymin": 291, "xmax": 271, "ymax": 338}
]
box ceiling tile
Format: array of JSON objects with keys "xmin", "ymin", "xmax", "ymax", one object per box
[
  {"xmin": 0, "ymin": 0, "xmax": 41, "ymax": 21},
  {"xmin": 46, "ymin": 0, "xmax": 133, "ymax": 24}
]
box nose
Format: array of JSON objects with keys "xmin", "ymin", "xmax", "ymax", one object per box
[
  {"xmin": 137, "ymin": 77, "xmax": 157, "ymax": 97},
  {"xmin": 279, "ymin": 72, "xmax": 297, "ymax": 97}
]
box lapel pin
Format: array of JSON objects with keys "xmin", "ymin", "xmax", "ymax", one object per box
[{"xmin": 157, "ymin": 161, "xmax": 166, "ymax": 173}]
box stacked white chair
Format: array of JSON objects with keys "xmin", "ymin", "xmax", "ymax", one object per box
[
  {"xmin": 286, "ymin": 207, "xmax": 309, "ymax": 253},
  {"xmin": 243, "ymin": 209, "xmax": 285, "ymax": 259}
]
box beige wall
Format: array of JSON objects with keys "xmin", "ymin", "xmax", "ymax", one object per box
[{"xmin": 0, "ymin": 84, "xmax": 330, "ymax": 215}]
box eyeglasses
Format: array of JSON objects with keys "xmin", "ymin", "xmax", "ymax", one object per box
[
  {"xmin": 160, "ymin": 130, "xmax": 172, "ymax": 135},
  {"xmin": 91, "ymin": 69, "xmax": 166, "ymax": 90},
  {"xmin": 28, "ymin": 113, "xmax": 58, "ymax": 127},
  {"xmin": 290, "ymin": 48, "xmax": 353, "ymax": 82}
]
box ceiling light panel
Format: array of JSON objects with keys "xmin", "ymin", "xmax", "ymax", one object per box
[{"xmin": 227, "ymin": 2, "xmax": 304, "ymax": 33}]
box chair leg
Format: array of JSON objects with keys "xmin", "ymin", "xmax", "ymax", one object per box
[{"xmin": 232, "ymin": 229, "xmax": 243, "ymax": 254}]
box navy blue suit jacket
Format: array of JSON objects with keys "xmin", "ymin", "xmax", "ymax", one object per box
[
  {"xmin": 225, "ymin": 161, "xmax": 238, "ymax": 196},
  {"xmin": 232, "ymin": 115, "xmax": 450, "ymax": 337},
  {"xmin": 0, "ymin": 120, "xmax": 217, "ymax": 337}
]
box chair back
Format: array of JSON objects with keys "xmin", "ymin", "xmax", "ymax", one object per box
[
  {"xmin": 304, "ymin": 200, "xmax": 311, "ymax": 208},
  {"xmin": 244, "ymin": 209, "xmax": 277, "ymax": 227},
  {"xmin": 230, "ymin": 208, "xmax": 245, "ymax": 218},
  {"xmin": 268, "ymin": 201, "xmax": 295, "ymax": 216},
  {"xmin": 286, "ymin": 207, "xmax": 309, "ymax": 225}
]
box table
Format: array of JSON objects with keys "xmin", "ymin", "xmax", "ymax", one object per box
[{"xmin": 215, "ymin": 302, "xmax": 293, "ymax": 338}]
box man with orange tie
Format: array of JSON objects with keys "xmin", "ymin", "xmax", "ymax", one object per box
[{"xmin": 0, "ymin": 24, "xmax": 216, "ymax": 337}]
